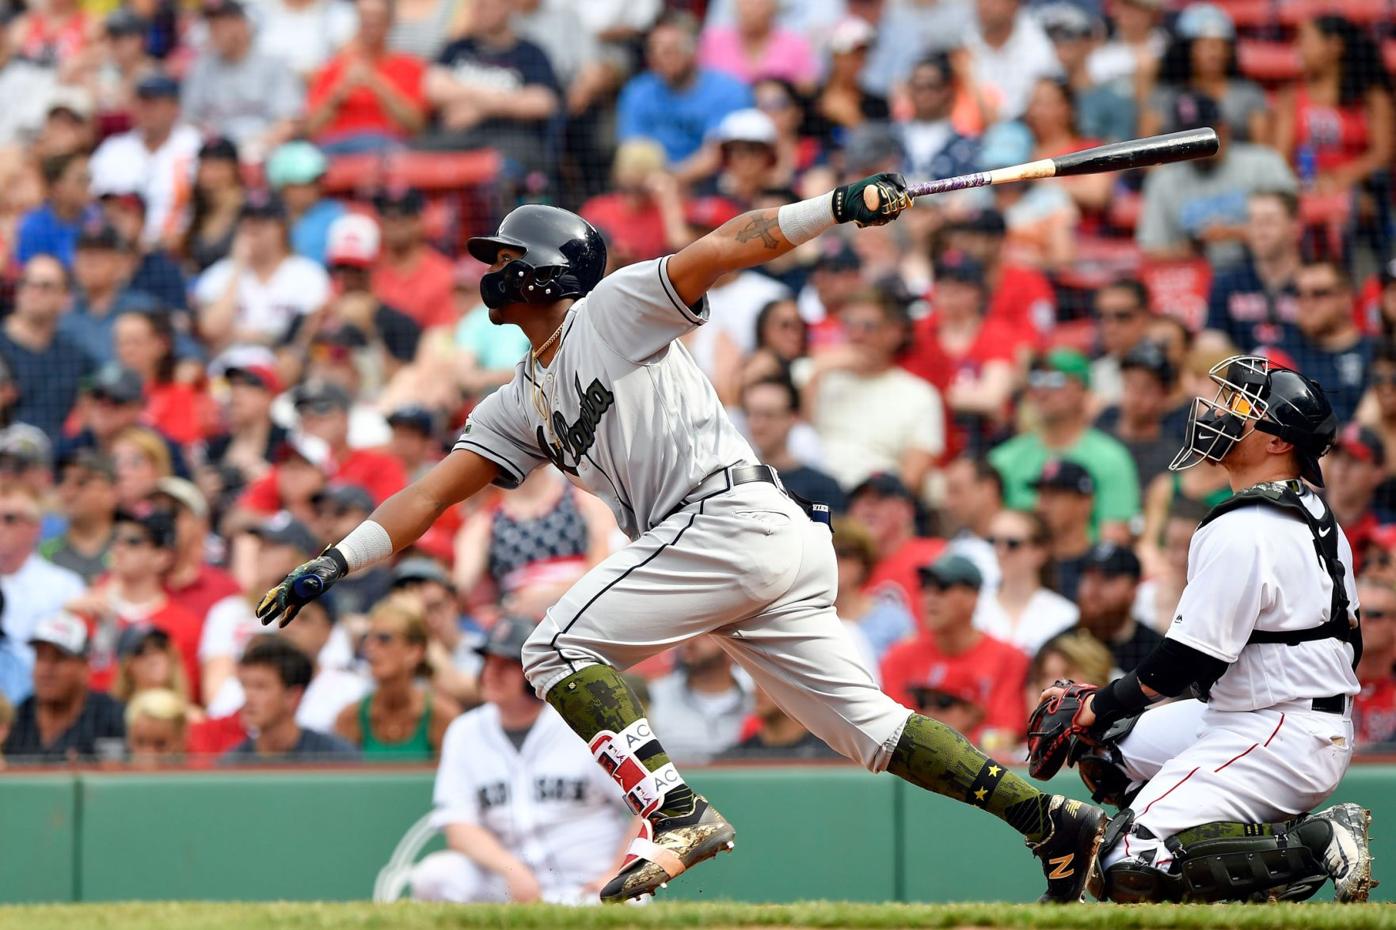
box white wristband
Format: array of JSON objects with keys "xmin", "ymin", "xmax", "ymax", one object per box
[
  {"xmin": 777, "ymin": 192, "xmax": 836, "ymax": 246},
  {"xmin": 335, "ymin": 520, "xmax": 394, "ymax": 573}
]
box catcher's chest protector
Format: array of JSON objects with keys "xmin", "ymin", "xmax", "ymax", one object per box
[{"xmin": 1197, "ymin": 481, "xmax": 1360, "ymax": 665}]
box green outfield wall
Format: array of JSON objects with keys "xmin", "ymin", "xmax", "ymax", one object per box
[{"xmin": 2, "ymin": 764, "xmax": 1392, "ymax": 904}]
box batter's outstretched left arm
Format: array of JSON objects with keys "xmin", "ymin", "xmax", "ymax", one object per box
[{"xmin": 666, "ymin": 173, "xmax": 913, "ymax": 306}]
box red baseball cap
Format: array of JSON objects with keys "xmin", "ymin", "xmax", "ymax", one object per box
[
  {"xmin": 326, "ymin": 214, "xmax": 381, "ymax": 268},
  {"xmin": 225, "ymin": 363, "xmax": 281, "ymax": 394}
]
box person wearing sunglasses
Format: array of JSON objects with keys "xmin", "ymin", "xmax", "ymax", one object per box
[
  {"xmin": 1352, "ymin": 578, "xmax": 1396, "ymax": 751},
  {"xmin": 0, "ymin": 484, "xmax": 86, "ymax": 664},
  {"xmin": 1088, "ymin": 278, "xmax": 1153, "ymax": 412},
  {"xmin": 974, "ymin": 509, "xmax": 1076, "ymax": 656},
  {"xmin": 1269, "ymin": 259, "xmax": 1372, "ymax": 423},
  {"xmin": 880, "ymin": 554, "xmax": 1029, "ymax": 754},
  {"xmin": 335, "ymin": 595, "xmax": 459, "ymax": 761},
  {"xmin": 1324, "ymin": 425, "xmax": 1394, "ymax": 574}
]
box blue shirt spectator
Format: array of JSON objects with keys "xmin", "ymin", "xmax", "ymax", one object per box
[
  {"xmin": 616, "ymin": 14, "xmax": 752, "ymax": 165},
  {"xmin": 1204, "ymin": 190, "xmax": 1304, "ymax": 353},
  {"xmin": 291, "ymin": 198, "xmax": 346, "ymax": 266},
  {"xmin": 15, "ymin": 153, "xmax": 96, "ymax": 269},
  {"xmin": 0, "ymin": 631, "xmax": 33, "ymax": 705},
  {"xmin": 1262, "ymin": 260, "xmax": 1372, "ymax": 423},
  {"xmin": 0, "ymin": 256, "xmax": 94, "ymax": 439}
]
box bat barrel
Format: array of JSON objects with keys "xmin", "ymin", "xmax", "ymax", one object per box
[{"xmin": 1050, "ymin": 127, "xmax": 1219, "ymax": 178}]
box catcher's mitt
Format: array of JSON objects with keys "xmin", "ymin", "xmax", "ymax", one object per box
[{"xmin": 1026, "ymin": 680, "xmax": 1100, "ymax": 780}]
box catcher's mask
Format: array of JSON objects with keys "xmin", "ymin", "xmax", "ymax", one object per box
[{"xmin": 1169, "ymin": 355, "xmax": 1336, "ymax": 486}]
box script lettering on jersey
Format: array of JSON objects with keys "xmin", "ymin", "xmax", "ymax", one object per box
[
  {"xmin": 537, "ymin": 374, "xmax": 615, "ymax": 475},
  {"xmin": 534, "ymin": 777, "xmax": 588, "ymax": 803}
]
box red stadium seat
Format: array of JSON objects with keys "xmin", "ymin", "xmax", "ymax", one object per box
[
  {"xmin": 1385, "ymin": 39, "xmax": 1396, "ymax": 75},
  {"xmin": 1214, "ymin": 0, "xmax": 1276, "ymax": 30},
  {"xmin": 382, "ymin": 150, "xmax": 501, "ymax": 192},
  {"xmin": 1108, "ymin": 190, "xmax": 1143, "ymax": 232},
  {"xmin": 1300, "ymin": 189, "xmax": 1352, "ymax": 257},
  {"xmin": 1237, "ymin": 40, "xmax": 1301, "ymax": 82},
  {"xmin": 1277, "ymin": 0, "xmax": 1392, "ymax": 26},
  {"xmin": 321, "ymin": 153, "xmax": 384, "ymax": 196},
  {"xmin": 1056, "ymin": 237, "xmax": 1143, "ymax": 291}
]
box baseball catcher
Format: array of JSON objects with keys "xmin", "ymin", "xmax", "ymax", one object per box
[
  {"xmin": 257, "ymin": 181, "xmax": 1107, "ymax": 903},
  {"xmin": 1031, "ymin": 356, "xmax": 1374, "ymax": 904}
]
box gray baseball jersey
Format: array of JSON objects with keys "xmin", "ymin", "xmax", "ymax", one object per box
[{"xmin": 455, "ymin": 256, "xmax": 758, "ymax": 540}]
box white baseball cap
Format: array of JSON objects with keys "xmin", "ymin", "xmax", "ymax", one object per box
[
  {"xmin": 29, "ymin": 612, "xmax": 90, "ymax": 658},
  {"xmin": 712, "ymin": 108, "xmax": 778, "ymax": 147},
  {"xmin": 326, "ymin": 213, "xmax": 381, "ymax": 268},
  {"xmin": 828, "ymin": 17, "xmax": 876, "ymax": 54}
]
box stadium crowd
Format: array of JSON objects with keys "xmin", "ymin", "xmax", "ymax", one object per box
[{"xmin": 1, "ymin": 0, "xmax": 1396, "ymax": 789}]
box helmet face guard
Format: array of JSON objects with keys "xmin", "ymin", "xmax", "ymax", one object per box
[
  {"xmin": 480, "ymin": 259, "xmax": 578, "ymax": 310},
  {"xmin": 1169, "ymin": 355, "xmax": 1270, "ymax": 473}
]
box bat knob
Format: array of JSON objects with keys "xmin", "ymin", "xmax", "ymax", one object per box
[{"xmin": 862, "ymin": 185, "xmax": 881, "ymax": 211}]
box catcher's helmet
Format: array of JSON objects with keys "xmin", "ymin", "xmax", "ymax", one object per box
[
  {"xmin": 468, "ymin": 205, "xmax": 606, "ymax": 310},
  {"xmin": 1170, "ymin": 355, "xmax": 1337, "ymax": 486}
]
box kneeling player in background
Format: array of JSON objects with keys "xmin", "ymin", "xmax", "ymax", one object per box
[
  {"xmin": 1033, "ymin": 357, "xmax": 1374, "ymax": 903},
  {"xmin": 411, "ymin": 617, "xmax": 633, "ymax": 904}
]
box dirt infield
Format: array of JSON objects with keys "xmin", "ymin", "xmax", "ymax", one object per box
[{"xmin": 2, "ymin": 901, "xmax": 1395, "ymax": 930}]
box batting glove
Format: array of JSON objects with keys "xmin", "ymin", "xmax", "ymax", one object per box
[
  {"xmin": 256, "ymin": 547, "xmax": 347, "ymax": 628},
  {"xmin": 833, "ymin": 172, "xmax": 913, "ymax": 227}
]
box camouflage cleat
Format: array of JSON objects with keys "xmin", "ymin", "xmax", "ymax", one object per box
[
  {"xmin": 1028, "ymin": 795, "xmax": 1108, "ymax": 903},
  {"xmin": 1312, "ymin": 802, "xmax": 1375, "ymax": 903},
  {"xmin": 599, "ymin": 797, "xmax": 736, "ymax": 903}
]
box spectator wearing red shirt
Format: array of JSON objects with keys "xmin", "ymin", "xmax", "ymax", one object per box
[
  {"xmin": 151, "ymin": 477, "xmax": 242, "ymax": 627},
  {"xmin": 1325, "ymin": 425, "xmax": 1393, "ymax": 574},
  {"xmin": 293, "ymin": 380, "xmax": 407, "ymax": 504},
  {"xmin": 880, "ymin": 554, "xmax": 1029, "ymax": 748},
  {"xmin": 937, "ymin": 208, "xmax": 1056, "ymax": 346},
  {"xmin": 848, "ymin": 474, "xmax": 944, "ymax": 626},
  {"xmin": 113, "ymin": 309, "xmax": 217, "ymax": 445},
  {"xmin": 304, "ymin": 0, "xmax": 427, "ymax": 155},
  {"xmin": 579, "ymin": 140, "xmax": 672, "ymax": 265},
  {"xmin": 370, "ymin": 187, "xmax": 456, "ymax": 330},
  {"xmin": 901, "ymin": 251, "xmax": 1017, "ymax": 454},
  {"xmin": 1353, "ymin": 578, "xmax": 1396, "ymax": 750},
  {"xmin": 67, "ymin": 507, "xmax": 204, "ymax": 703}
]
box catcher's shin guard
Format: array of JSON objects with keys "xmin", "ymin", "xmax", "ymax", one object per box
[{"xmin": 599, "ymin": 796, "xmax": 736, "ymax": 903}]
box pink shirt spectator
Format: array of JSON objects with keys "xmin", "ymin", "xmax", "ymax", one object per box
[{"xmin": 698, "ymin": 27, "xmax": 818, "ymax": 87}]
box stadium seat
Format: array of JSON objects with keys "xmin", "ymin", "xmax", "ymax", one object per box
[
  {"xmin": 1214, "ymin": 0, "xmax": 1276, "ymax": 31},
  {"xmin": 321, "ymin": 153, "xmax": 385, "ymax": 196},
  {"xmin": 1277, "ymin": 0, "xmax": 1392, "ymax": 26},
  {"xmin": 1056, "ymin": 237, "xmax": 1143, "ymax": 291},
  {"xmin": 1237, "ymin": 40, "xmax": 1301, "ymax": 82},
  {"xmin": 382, "ymin": 150, "xmax": 501, "ymax": 192},
  {"xmin": 1299, "ymin": 189, "xmax": 1352, "ymax": 257},
  {"xmin": 1107, "ymin": 190, "xmax": 1143, "ymax": 232},
  {"xmin": 1385, "ymin": 39, "xmax": 1396, "ymax": 74}
]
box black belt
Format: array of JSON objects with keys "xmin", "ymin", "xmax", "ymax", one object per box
[
  {"xmin": 666, "ymin": 464, "xmax": 779, "ymax": 520},
  {"xmin": 1311, "ymin": 694, "xmax": 1346, "ymax": 715}
]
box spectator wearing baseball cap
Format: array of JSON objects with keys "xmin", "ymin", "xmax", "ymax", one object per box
[
  {"xmin": 0, "ymin": 423, "xmax": 54, "ymax": 501},
  {"xmin": 390, "ymin": 558, "xmax": 482, "ymax": 706},
  {"xmin": 1326, "ymin": 424, "xmax": 1393, "ymax": 570},
  {"xmin": 1072, "ymin": 541, "xmax": 1160, "ymax": 674},
  {"xmin": 1038, "ymin": 3, "xmax": 1136, "ymax": 144},
  {"xmin": 181, "ymin": 0, "xmax": 302, "ymax": 156},
  {"xmin": 1146, "ymin": 4, "xmax": 1267, "ymax": 144},
  {"xmin": 990, "ymin": 349, "xmax": 1141, "ymax": 541},
  {"xmin": 879, "ymin": 554, "xmax": 1029, "ymax": 750},
  {"xmin": 311, "ymin": 214, "xmax": 422, "ymax": 370},
  {"xmin": 3, "ymin": 613, "xmax": 127, "ymax": 763},
  {"xmin": 193, "ymin": 190, "xmax": 331, "ymax": 352},
  {"xmin": 60, "ymin": 364, "xmax": 183, "ymax": 482},
  {"xmin": 41, "ymin": 449, "xmax": 119, "ymax": 584},
  {"xmin": 702, "ymin": 108, "xmax": 781, "ymax": 209},
  {"xmin": 386, "ymin": 405, "xmax": 443, "ymax": 481},
  {"xmin": 371, "ymin": 187, "xmax": 457, "ymax": 330},
  {"xmin": 1137, "ymin": 89, "xmax": 1296, "ymax": 268},
  {"xmin": 96, "ymin": 186, "xmax": 189, "ymax": 316},
  {"xmin": 89, "ymin": 72, "xmax": 202, "ymax": 247},
  {"xmin": 203, "ymin": 360, "xmax": 288, "ymax": 479},
  {"xmin": 69, "ymin": 506, "xmax": 205, "ymax": 702},
  {"xmin": 265, "ymin": 140, "xmax": 345, "ymax": 267},
  {"xmin": 846, "ymin": 473, "xmax": 946, "ymax": 628},
  {"xmin": 292, "ymin": 379, "xmax": 408, "ymax": 505},
  {"xmin": 1030, "ymin": 459, "xmax": 1098, "ymax": 603},
  {"xmin": 1095, "ymin": 340, "xmax": 1187, "ymax": 489},
  {"xmin": 59, "ymin": 220, "xmax": 163, "ymax": 367},
  {"xmin": 310, "ymin": 482, "xmax": 395, "ymax": 616},
  {"xmin": 150, "ymin": 475, "xmax": 245, "ymax": 642}
]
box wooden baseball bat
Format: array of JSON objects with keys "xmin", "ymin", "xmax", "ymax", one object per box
[{"xmin": 863, "ymin": 127, "xmax": 1220, "ymax": 209}]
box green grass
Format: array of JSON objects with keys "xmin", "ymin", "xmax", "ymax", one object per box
[{"xmin": 2, "ymin": 901, "xmax": 1395, "ymax": 930}]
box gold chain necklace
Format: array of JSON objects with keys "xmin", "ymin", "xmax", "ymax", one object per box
[{"xmin": 531, "ymin": 319, "xmax": 567, "ymax": 444}]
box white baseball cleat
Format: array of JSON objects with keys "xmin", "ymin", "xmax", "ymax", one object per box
[{"xmin": 1312, "ymin": 802, "xmax": 1375, "ymax": 903}]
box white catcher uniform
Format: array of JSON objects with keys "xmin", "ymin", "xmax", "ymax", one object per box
[
  {"xmin": 1102, "ymin": 488, "xmax": 1360, "ymax": 872},
  {"xmin": 457, "ymin": 256, "xmax": 909, "ymax": 770},
  {"xmin": 410, "ymin": 702, "xmax": 632, "ymax": 903}
]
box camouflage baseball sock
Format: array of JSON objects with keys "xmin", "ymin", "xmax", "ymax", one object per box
[
  {"xmin": 546, "ymin": 664, "xmax": 697, "ymax": 820},
  {"xmin": 888, "ymin": 714, "xmax": 1050, "ymax": 842}
]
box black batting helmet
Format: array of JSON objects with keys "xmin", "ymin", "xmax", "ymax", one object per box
[
  {"xmin": 1170, "ymin": 355, "xmax": 1337, "ymax": 486},
  {"xmin": 468, "ymin": 205, "xmax": 606, "ymax": 310}
]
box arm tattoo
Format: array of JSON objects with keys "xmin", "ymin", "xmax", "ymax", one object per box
[{"xmin": 734, "ymin": 212, "xmax": 781, "ymax": 249}]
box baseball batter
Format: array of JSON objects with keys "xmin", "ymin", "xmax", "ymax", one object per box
[
  {"xmin": 259, "ymin": 177, "xmax": 1107, "ymax": 903},
  {"xmin": 1032, "ymin": 356, "xmax": 1374, "ymax": 903}
]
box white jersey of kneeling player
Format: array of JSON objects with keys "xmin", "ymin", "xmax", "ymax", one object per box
[
  {"xmin": 410, "ymin": 702, "xmax": 633, "ymax": 903},
  {"xmin": 1104, "ymin": 487, "xmax": 1361, "ymax": 873}
]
